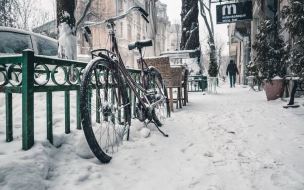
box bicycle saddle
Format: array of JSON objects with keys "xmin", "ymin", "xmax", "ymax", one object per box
[{"xmin": 128, "ymin": 39, "xmax": 152, "ymax": 50}]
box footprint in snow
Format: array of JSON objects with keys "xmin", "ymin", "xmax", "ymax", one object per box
[
  {"xmin": 180, "ymin": 143, "xmax": 193, "ymax": 153},
  {"xmin": 204, "ymin": 151, "xmax": 214, "ymax": 157}
]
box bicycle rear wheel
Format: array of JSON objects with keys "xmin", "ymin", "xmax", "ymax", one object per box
[
  {"xmin": 146, "ymin": 66, "xmax": 170, "ymax": 126},
  {"xmin": 80, "ymin": 57, "xmax": 130, "ymax": 163}
]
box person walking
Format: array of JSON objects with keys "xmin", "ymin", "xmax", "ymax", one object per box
[{"xmin": 226, "ymin": 60, "xmax": 239, "ymax": 88}]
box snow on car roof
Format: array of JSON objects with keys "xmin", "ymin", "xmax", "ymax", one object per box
[{"xmin": 0, "ymin": 26, "xmax": 57, "ymax": 43}]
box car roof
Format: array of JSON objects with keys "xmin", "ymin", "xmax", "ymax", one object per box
[{"xmin": 0, "ymin": 26, "xmax": 57, "ymax": 43}]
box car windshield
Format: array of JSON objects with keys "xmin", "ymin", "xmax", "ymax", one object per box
[
  {"xmin": 34, "ymin": 36, "xmax": 58, "ymax": 56},
  {"xmin": 0, "ymin": 31, "xmax": 32, "ymax": 54}
]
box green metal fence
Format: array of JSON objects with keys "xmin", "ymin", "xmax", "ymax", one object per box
[
  {"xmin": 187, "ymin": 75, "xmax": 207, "ymax": 92},
  {"xmin": 0, "ymin": 50, "xmax": 140, "ymax": 150}
]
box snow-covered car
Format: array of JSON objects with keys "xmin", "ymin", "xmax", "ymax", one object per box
[{"xmin": 0, "ymin": 26, "xmax": 57, "ymax": 56}]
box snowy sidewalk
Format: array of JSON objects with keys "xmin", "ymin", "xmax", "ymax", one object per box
[{"xmin": 0, "ymin": 83, "xmax": 304, "ymax": 190}]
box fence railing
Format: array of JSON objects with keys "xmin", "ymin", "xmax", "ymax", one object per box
[
  {"xmin": 0, "ymin": 50, "xmax": 209, "ymax": 151},
  {"xmin": 187, "ymin": 75, "xmax": 207, "ymax": 92},
  {"xmin": 0, "ymin": 50, "xmax": 140, "ymax": 150}
]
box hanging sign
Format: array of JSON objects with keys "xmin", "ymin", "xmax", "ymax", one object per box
[{"xmin": 216, "ymin": 1, "xmax": 252, "ymax": 24}]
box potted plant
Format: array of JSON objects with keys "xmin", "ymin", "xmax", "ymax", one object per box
[{"xmin": 252, "ymin": 18, "xmax": 289, "ymax": 100}]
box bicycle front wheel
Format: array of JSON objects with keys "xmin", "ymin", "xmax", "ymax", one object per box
[
  {"xmin": 146, "ymin": 66, "xmax": 170, "ymax": 126},
  {"xmin": 80, "ymin": 57, "xmax": 130, "ymax": 163}
]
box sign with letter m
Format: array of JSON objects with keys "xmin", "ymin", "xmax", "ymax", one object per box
[{"xmin": 216, "ymin": 1, "xmax": 253, "ymax": 24}]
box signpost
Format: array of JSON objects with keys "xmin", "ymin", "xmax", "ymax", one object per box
[{"xmin": 216, "ymin": 1, "xmax": 252, "ymax": 24}]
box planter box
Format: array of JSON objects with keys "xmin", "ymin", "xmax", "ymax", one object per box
[{"xmin": 263, "ymin": 78, "xmax": 284, "ymax": 101}]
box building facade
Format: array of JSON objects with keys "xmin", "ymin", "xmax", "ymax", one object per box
[
  {"xmin": 77, "ymin": 0, "xmax": 175, "ymax": 68},
  {"xmin": 32, "ymin": 0, "xmax": 180, "ymax": 68},
  {"xmin": 227, "ymin": 0, "xmax": 292, "ymax": 85},
  {"xmin": 155, "ymin": 1, "xmax": 171, "ymax": 53}
]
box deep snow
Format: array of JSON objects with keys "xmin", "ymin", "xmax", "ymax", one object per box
[{"xmin": 0, "ymin": 82, "xmax": 304, "ymax": 190}]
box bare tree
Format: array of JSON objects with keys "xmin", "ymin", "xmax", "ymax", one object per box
[
  {"xmin": 0, "ymin": 0, "xmax": 15, "ymax": 27},
  {"xmin": 216, "ymin": 38, "xmax": 226, "ymax": 77},
  {"xmin": 76, "ymin": 0, "xmax": 93, "ymax": 28},
  {"xmin": 13, "ymin": 0, "xmax": 38, "ymax": 30},
  {"xmin": 198, "ymin": 0, "xmax": 216, "ymax": 61},
  {"xmin": 31, "ymin": 10, "xmax": 52, "ymax": 31},
  {"xmin": 201, "ymin": 30, "xmax": 226, "ymax": 75}
]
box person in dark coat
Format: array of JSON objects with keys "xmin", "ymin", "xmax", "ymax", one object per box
[{"xmin": 226, "ymin": 60, "xmax": 239, "ymax": 88}]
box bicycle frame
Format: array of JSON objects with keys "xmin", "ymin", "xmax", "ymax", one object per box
[
  {"xmin": 91, "ymin": 22, "xmax": 163, "ymax": 111},
  {"xmin": 80, "ymin": 7, "xmax": 170, "ymax": 149}
]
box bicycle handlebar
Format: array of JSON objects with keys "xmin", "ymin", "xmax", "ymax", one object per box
[{"xmin": 84, "ymin": 6, "xmax": 149, "ymax": 27}]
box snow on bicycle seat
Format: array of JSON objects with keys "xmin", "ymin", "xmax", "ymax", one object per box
[{"xmin": 128, "ymin": 39, "xmax": 152, "ymax": 50}]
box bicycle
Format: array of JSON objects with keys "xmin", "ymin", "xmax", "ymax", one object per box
[{"xmin": 80, "ymin": 7, "xmax": 170, "ymax": 163}]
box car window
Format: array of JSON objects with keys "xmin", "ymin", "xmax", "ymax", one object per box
[
  {"xmin": 0, "ymin": 31, "xmax": 32, "ymax": 54},
  {"xmin": 34, "ymin": 36, "xmax": 58, "ymax": 56}
]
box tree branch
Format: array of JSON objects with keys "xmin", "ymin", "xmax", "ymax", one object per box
[
  {"xmin": 207, "ymin": 0, "xmax": 214, "ymax": 35},
  {"xmin": 203, "ymin": 3, "xmax": 209, "ymax": 12},
  {"xmin": 199, "ymin": 0, "xmax": 214, "ymax": 48},
  {"xmin": 76, "ymin": 0, "xmax": 93, "ymax": 27}
]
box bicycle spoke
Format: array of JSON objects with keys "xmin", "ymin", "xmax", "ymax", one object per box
[{"xmin": 80, "ymin": 58, "xmax": 130, "ymax": 163}]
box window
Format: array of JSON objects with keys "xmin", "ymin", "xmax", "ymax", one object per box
[
  {"xmin": 119, "ymin": 0, "xmax": 123, "ymax": 10},
  {"xmin": 34, "ymin": 36, "xmax": 57, "ymax": 56},
  {"xmin": 0, "ymin": 32, "xmax": 32, "ymax": 54},
  {"xmin": 137, "ymin": 13, "xmax": 140, "ymax": 25},
  {"xmin": 127, "ymin": 24, "xmax": 131, "ymax": 40},
  {"xmin": 120, "ymin": 22, "xmax": 123, "ymax": 38}
]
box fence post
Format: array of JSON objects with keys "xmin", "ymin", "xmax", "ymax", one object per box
[
  {"xmin": 6, "ymin": 92, "xmax": 13, "ymax": 142},
  {"xmin": 65, "ymin": 90, "xmax": 70, "ymax": 133},
  {"xmin": 22, "ymin": 50, "xmax": 35, "ymax": 150},
  {"xmin": 47, "ymin": 91, "xmax": 53, "ymax": 144},
  {"xmin": 76, "ymin": 90, "xmax": 81, "ymax": 129}
]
